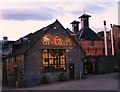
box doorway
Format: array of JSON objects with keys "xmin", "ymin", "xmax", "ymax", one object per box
[
  {"xmin": 69, "ymin": 64, "xmax": 75, "ymax": 79},
  {"xmin": 84, "ymin": 62, "xmax": 97, "ymax": 74}
]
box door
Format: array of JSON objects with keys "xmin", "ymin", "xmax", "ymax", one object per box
[
  {"xmin": 69, "ymin": 64, "xmax": 74, "ymax": 79},
  {"xmin": 85, "ymin": 62, "xmax": 97, "ymax": 74}
]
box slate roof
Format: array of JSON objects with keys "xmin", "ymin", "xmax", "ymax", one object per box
[
  {"xmin": 71, "ymin": 20, "xmax": 80, "ymax": 24},
  {"xmin": 2, "ymin": 41, "xmax": 14, "ymax": 46},
  {"xmin": 66, "ymin": 28, "xmax": 74, "ymax": 34},
  {"xmin": 10, "ymin": 20, "xmax": 84, "ymax": 56},
  {"xmin": 11, "ymin": 22, "xmax": 53, "ymax": 56},
  {"xmin": 79, "ymin": 14, "xmax": 91, "ymax": 18},
  {"xmin": 114, "ymin": 25, "xmax": 120, "ymax": 28},
  {"xmin": 78, "ymin": 27, "xmax": 103, "ymax": 41}
]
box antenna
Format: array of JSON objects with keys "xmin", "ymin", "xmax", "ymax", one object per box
[{"xmin": 84, "ymin": 10, "xmax": 85, "ymax": 14}]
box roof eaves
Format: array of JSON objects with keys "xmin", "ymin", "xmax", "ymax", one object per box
[{"xmin": 12, "ymin": 23, "xmax": 54, "ymax": 56}]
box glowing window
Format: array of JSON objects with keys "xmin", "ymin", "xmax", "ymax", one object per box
[{"xmin": 42, "ymin": 49, "xmax": 66, "ymax": 70}]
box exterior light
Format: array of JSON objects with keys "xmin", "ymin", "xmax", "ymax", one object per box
[
  {"xmin": 46, "ymin": 36, "xmax": 49, "ymax": 40},
  {"xmin": 66, "ymin": 49, "xmax": 69, "ymax": 52},
  {"xmin": 55, "ymin": 35, "xmax": 61, "ymax": 43},
  {"xmin": 43, "ymin": 36, "xmax": 50, "ymax": 42}
]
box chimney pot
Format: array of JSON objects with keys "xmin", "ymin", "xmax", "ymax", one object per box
[
  {"xmin": 70, "ymin": 20, "xmax": 80, "ymax": 34},
  {"xmin": 79, "ymin": 13, "xmax": 91, "ymax": 28},
  {"xmin": 3, "ymin": 36, "xmax": 8, "ymax": 41},
  {"xmin": 103, "ymin": 20, "xmax": 106, "ymax": 26},
  {"xmin": 110, "ymin": 24, "xmax": 112, "ymax": 28}
]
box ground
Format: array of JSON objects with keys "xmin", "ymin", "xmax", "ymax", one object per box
[{"xmin": 2, "ymin": 73, "xmax": 119, "ymax": 92}]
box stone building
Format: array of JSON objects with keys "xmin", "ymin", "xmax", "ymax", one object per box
[
  {"xmin": 1, "ymin": 37, "xmax": 14, "ymax": 86},
  {"xmin": 3, "ymin": 13, "xmax": 118, "ymax": 87},
  {"xmin": 5, "ymin": 20, "xmax": 85, "ymax": 87}
]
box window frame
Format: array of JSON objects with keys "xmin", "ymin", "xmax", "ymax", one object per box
[
  {"xmin": 42, "ymin": 49, "xmax": 66, "ymax": 72},
  {"xmin": 90, "ymin": 41, "xmax": 95, "ymax": 46}
]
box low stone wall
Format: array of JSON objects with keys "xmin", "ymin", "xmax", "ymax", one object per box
[
  {"xmin": 23, "ymin": 71, "xmax": 69, "ymax": 87},
  {"xmin": 98, "ymin": 56, "xmax": 119, "ymax": 74}
]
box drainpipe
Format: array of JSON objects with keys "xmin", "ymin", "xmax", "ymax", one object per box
[{"xmin": 79, "ymin": 45, "xmax": 83, "ymax": 79}]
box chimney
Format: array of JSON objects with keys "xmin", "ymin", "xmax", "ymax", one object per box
[
  {"xmin": 3, "ymin": 36, "xmax": 8, "ymax": 41},
  {"xmin": 71, "ymin": 20, "xmax": 80, "ymax": 34},
  {"xmin": 110, "ymin": 24, "xmax": 114, "ymax": 55},
  {"xmin": 79, "ymin": 13, "xmax": 91, "ymax": 28},
  {"xmin": 103, "ymin": 20, "xmax": 108, "ymax": 56}
]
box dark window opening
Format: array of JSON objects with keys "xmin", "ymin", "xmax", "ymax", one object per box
[{"xmin": 91, "ymin": 41, "xmax": 94, "ymax": 46}]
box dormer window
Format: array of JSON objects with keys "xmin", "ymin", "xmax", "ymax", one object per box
[{"xmin": 54, "ymin": 27, "xmax": 57, "ymax": 29}]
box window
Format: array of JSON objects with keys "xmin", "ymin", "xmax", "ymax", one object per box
[
  {"xmin": 118, "ymin": 41, "xmax": 120, "ymax": 49},
  {"xmin": 7, "ymin": 57, "xmax": 15, "ymax": 75},
  {"xmin": 95, "ymin": 48, "xmax": 97, "ymax": 55},
  {"xmin": 119, "ymin": 33, "xmax": 120, "ymax": 38},
  {"xmin": 42, "ymin": 49, "xmax": 66, "ymax": 71},
  {"xmin": 91, "ymin": 41, "xmax": 94, "ymax": 46}
]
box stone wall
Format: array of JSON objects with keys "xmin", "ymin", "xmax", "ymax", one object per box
[
  {"xmin": 98, "ymin": 56, "xmax": 119, "ymax": 74},
  {"xmin": 23, "ymin": 22, "xmax": 84, "ymax": 86}
]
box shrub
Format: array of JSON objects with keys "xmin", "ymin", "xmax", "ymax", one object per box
[
  {"xmin": 58, "ymin": 72, "xmax": 65, "ymax": 82},
  {"xmin": 101, "ymin": 69, "xmax": 106, "ymax": 74},
  {"xmin": 114, "ymin": 66, "xmax": 120, "ymax": 72},
  {"xmin": 41, "ymin": 75, "xmax": 49, "ymax": 84}
]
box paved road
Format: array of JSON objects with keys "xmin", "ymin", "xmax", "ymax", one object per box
[{"xmin": 3, "ymin": 73, "xmax": 119, "ymax": 91}]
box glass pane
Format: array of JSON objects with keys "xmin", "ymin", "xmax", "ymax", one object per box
[
  {"xmin": 49, "ymin": 53, "xmax": 53, "ymax": 58},
  {"xmin": 49, "ymin": 59, "xmax": 53, "ymax": 64},
  {"xmin": 42, "ymin": 49, "xmax": 66, "ymax": 70}
]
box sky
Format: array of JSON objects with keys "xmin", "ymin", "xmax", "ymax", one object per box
[{"xmin": 0, "ymin": 0, "xmax": 119, "ymax": 40}]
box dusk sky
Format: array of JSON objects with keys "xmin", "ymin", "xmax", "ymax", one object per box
[{"xmin": 0, "ymin": 0, "xmax": 119, "ymax": 40}]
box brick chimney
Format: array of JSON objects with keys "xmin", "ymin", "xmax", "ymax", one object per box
[{"xmin": 79, "ymin": 13, "xmax": 91, "ymax": 28}]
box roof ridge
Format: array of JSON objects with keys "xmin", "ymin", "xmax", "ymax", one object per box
[
  {"xmin": 78, "ymin": 27, "xmax": 103, "ymax": 41},
  {"xmin": 78, "ymin": 28, "xmax": 84, "ymax": 41},
  {"xmin": 11, "ymin": 21, "xmax": 55, "ymax": 56},
  {"xmin": 10, "ymin": 19, "xmax": 85, "ymax": 56}
]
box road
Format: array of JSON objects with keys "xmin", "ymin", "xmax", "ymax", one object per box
[{"xmin": 2, "ymin": 73, "xmax": 119, "ymax": 91}]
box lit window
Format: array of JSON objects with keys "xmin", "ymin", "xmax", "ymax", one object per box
[{"xmin": 42, "ymin": 49, "xmax": 66, "ymax": 71}]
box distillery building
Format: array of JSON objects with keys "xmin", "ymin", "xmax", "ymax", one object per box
[
  {"xmin": 5, "ymin": 20, "xmax": 85, "ymax": 87},
  {"xmin": 3, "ymin": 13, "xmax": 119, "ymax": 88},
  {"xmin": 70, "ymin": 13, "xmax": 104, "ymax": 74},
  {"xmin": 69, "ymin": 13, "xmax": 118, "ymax": 75},
  {"xmin": 107, "ymin": 25, "xmax": 120, "ymax": 57}
]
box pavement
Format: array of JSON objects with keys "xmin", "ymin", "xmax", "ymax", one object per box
[{"xmin": 2, "ymin": 73, "xmax": 119, "ymax": 91}]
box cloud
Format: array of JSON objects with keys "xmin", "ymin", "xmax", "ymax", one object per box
[
  {"xmin": 70, "ymin": 4, "xmax": 106, "ymax": 16},
  {"xmin": 85, "ymin": 4, "xmax": 106, "ymax": 14},
  {"xmin": 1, "ymin": 7, "xmax": 63, "ymax": 21},
  {"xmin": 0, "ymin": 2, "xmax": 116, "ymax": 21},
  {"xmin": 70, "ymin": 10, "xmax": 83, "ymax": 16}
]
